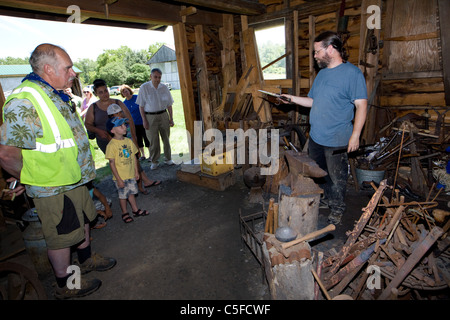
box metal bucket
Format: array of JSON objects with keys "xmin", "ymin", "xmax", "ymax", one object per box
[
  {"xmin": 355, "ymin": 168, "xmax": 385, "ymax": 187},
  {"xmin": 22, "ymin": 208, "xmax": 52, "ymax": 277}
]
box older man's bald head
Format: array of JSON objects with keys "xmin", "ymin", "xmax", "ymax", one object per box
[
  {"xmin": 29, "ymin": 44, "xmax": 69, "ymax": 74},
  {"xmin": 29, "ymin": 44, "xmax": 76, "ymax": 90}
]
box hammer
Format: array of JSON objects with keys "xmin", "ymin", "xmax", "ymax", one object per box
[{"xmin": 272, "ymin": 224, "xmax": 336, "ymax": 258}]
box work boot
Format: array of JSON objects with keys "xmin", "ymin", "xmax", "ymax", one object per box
[
  {"xmin": 54, "ymin": 277, "xmax": 101, "ymax": 300},
  {"xmin": 77, "ymin": 252, "xmax": 117, "ymax": 274}
]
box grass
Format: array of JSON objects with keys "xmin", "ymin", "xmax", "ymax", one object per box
[{"xmin": 91, "ymin": 90, "xmax": 189, "ymax": 182}]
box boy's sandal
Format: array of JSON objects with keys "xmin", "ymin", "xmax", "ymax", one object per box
[
  {"xmin": 144, "ymin": 180, "xmax": 162, "ymax": 188},
  {"xmin": 133, "ymin": 209, "xmax": 149, "ymax": 217},
  {"xmin": 121, "ymin": 213, "xmax": 134, "ymax": 223}
]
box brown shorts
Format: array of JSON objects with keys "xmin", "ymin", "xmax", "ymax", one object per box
[{"xmin": 33, "ymin": 185, "xmax": 96, "ymax": 250}]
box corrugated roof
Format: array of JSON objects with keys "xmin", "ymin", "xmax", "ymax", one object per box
[{"xmin": 0, "ymin": 64, "xmax": 82, "ymax": 76}]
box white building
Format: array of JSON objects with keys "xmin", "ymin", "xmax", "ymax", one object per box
[
  {"xmin": 0, "ymin": 65, "xmax": 82, "ymax": 98},
  {"xmin": 147, "ymin": 44, "xmax": 180, "ymax": 90}
]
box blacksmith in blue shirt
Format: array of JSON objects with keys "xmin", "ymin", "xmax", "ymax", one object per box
[{"xmin": 280, "ymin": 31, "xmax": 368, "ymax": 225}]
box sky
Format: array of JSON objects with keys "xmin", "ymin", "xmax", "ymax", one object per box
[
  {"xmin": 0, "ymin": 15, "xmax": 175, "ymax": 62},
  {"xmin": 0, "ymin": 14, "xmax": 284, "ymax": 62}
]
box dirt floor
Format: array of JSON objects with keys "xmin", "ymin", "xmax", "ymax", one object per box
[
  {"xmin": 35, "ymin": 160, "xmax": 374, "ymax": 300},
  {"xmin": 40, "ymin": 161, "xmax": 272, "ymax": 300},
  {"xmin": 2, "ymin": 158, "xmax": 449, "ymax": 303}
]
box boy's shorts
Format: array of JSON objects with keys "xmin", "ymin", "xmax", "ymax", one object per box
[
  {"xmin": 114, "ymin": 179, "xmax": 138, "ymax": 199},
  {"xmin": 33, "ymin": 185, "xmax": 96, "ymax": 250}
]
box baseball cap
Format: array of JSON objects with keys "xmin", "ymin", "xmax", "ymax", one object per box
[
  {"xmin": 107, "ymin": 103, "xmax": 122, "ymax": 115},
  {"xmin": 106, "ymin": 117, "xmax": 127, "ymax": 133}
]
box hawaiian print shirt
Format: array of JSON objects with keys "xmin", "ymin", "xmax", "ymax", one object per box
[{"xmin": 0, "ymin": 79, "xmax": 96, "ymax": 198}]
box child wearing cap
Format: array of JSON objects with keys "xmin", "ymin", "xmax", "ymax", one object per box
[
  {"xmin": 107, "ymin": 103, "xmax": 161, "ymax": 194},
  {"xmin": 105, "ymin": 117, "xmax": 149, "ymax": 223}
]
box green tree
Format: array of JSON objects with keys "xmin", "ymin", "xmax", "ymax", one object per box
[
  {"xmin": 0, "ymin": 56, "xmax": 29, "ymax": 65},
  {"xmin": 91, "ymin": 44, "xmax": 169, "ymax": 87},
  {"xmin": 258, "ymin": 41, "xmax": 286, "ymax": 75},
  {"xmin": 96, "ymin": 45, "xmax": 133, "ymax": 73},
  {"xmin": 74, "ymin": 58, "xmax": 97, "ymax": 85},
  {"xmin": 98, "ymin": 61, "xmax": 129, "ymax": 86},
  {"xmin": 125, "ymin": 63, "xmax": 150, "ymax": 88},
  {"xmin": 124, "ymin": 49, "xmax": 149, "ymax": 69}
]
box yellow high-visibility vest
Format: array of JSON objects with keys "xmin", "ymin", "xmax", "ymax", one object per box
[{"xmin": 4, "ymin": 80, "xmax": 82, "ymax": 187}]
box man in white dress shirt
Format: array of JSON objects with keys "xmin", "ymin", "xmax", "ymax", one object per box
[{"xmin": 137, "ymin": 68, "xmax": 175, "ymax": 170}]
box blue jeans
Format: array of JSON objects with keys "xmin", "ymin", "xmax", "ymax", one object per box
[{"xmin": 308, "ymin": 138, "xmax": 348, "ymax": 215}]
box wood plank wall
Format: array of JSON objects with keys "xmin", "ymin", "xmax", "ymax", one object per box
[
  {"xmin": 175, "ymin": 0, "xmax": 447, "ymax": 149},
  {"xmin": 258, "ymin": 0, "xmax": 448, "ymax": 144}
]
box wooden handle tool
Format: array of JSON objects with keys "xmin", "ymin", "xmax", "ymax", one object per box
[{"xmin": 281, "ymin": 224, "xmax": 336, "ymax": 250}]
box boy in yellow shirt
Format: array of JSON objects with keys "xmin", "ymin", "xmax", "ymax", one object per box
[{"xmin": 105, "ymin": 117, "xmax": 149, "ymax": 223}]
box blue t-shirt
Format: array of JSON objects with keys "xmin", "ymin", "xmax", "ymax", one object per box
[
  {"xmin": 123, "ymin": 95, "xmax": 143, "ymax": 126},
  {"xmin": 308, "ymin": 62, "xmax": 367, "ymax": 147}
]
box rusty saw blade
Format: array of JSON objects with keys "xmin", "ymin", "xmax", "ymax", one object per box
[{"xmin": 258, "ymin": 90, "xmax": 291, "ymax": 103}]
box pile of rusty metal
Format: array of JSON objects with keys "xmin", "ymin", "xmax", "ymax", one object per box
[
  {"xmin": 354, "ymin": 118, "xmax": 448, "ymax": 198},
  {"xmin": 315, "ymin": 180, "xmax": 450, "ymax": 300}
]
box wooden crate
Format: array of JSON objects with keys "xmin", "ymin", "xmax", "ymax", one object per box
[{"xmin": 176, "ymin": 166, "xmax": 235, "ymax": 191}]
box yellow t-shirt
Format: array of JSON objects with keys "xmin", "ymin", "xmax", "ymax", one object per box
[{"xmin": 105, "ymin": 137, "xmax": 138, "ymax": 180}]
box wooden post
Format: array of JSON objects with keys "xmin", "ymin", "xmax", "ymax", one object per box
[
  {"xmin": 438, "ymin": 0, "xmax": 450, "ymax": 105},
  {"xmin": 0, "ymin": 82, "xmax": 5, "ymax": 125},
  {"xmin": 241, "ymin": 27, "xmax": 272, "ymax": 124},
  {"xmin": 194, "ymin": 24, "xmax": 213, "ymax": 131},
  {"xmin": 173, "ymin": 22, "xmax": 197, "ymax": 159},
  {"xmin": 293, "ymin": 10, "xmax": 300, "ymax": 96},
  {"xmin": 0, "ymin": 79, "xmax": 6, "ymax": 230},
  {"xmin": 359, "ymin": 0, "xmax": 381, "ymax": 144},
  {"xmin": 308, "ymin": 15, "xmax": 316, "ymax": 86},
  {"xmin": 220, "ymin": 14, "xmax": 237, "ymax": 89}
]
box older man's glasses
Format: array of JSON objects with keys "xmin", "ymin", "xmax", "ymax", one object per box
[{"xmin": 313, "ymin": 48, "xmax": 325, "ymax": 55}]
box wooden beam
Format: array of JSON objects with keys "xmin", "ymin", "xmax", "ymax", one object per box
[
  {"xmin": 284, "ymin": 15, "xmax": 293, "ymax": 89},
  {"xmin": 0, "ymin": 0, "xmax": 224, "ymax": 27},
  {"xmin": 173, "ymin": 22, "xmax": 197, "ymax": 159},
  {"xmin": 172, "ymin": 0, "xmax": 266, "ymax": 15},
  {"xmin": 438, "ymin": 0, "xmax": 450, "ymax": 105},
  {"xmin": 248, "ymin": 0, "xmax": 362, "ymax": 25},
  {"xmin": 0, "ymin": 82, "xmax": 5, "ymax": 126},
  {"xmin": 241, "ymin": 27, "xmax": 272, "ymax": 124},
  {"xmin": 230, "ymin": 65, "xmax": 253, "ymax": 119},
  {"xmin": 293, "ymin": 10, "xmax": 300, "ymax": 96},
  {"xmin": 194, "ymin": 24, "xmax": 213, "ymax": 131},
  {"xmin": 219, "ymin": 14, "xmax": 236, "ymax": 88},
  {"xmin": 261, "ymin": 51, "xmax": 290, "ymax": 71},
  {"xmin": 384, "ymin": 31, "xmax": 438, "ymax": 42},
  {"xmin": 382, "ymin": 71, "xmax": 443, "ymax": 81},
  {"xmin": 308, "ymin": 15, "xmax": 316, "ymax": 87},
  {"xmin": 180, "ymin": 6, "xmax": 197, "ymax": 18},
  {"xmin": 359, "ymin": 0, "xmax": 381, "ymax": 144}
]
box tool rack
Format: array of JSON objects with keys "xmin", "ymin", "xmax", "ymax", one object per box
[{"xmin": 239, "ymin": 209, "xmax": 267, "ymax": 284}]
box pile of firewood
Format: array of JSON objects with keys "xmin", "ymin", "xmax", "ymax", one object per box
[{"xmin": 315, "ymin": 180, "xmax": 450, "ymax": 300}]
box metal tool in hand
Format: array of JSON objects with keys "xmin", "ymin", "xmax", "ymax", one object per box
[
  {"xmin": 258, "ymin": 90, "xmax": 291, "ymax": 103},
  {"xmin": 332, "ymin": 144, "xmax": 375, "ymax": 155}
]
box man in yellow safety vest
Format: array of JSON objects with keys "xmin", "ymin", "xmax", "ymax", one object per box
[{"xmin": 0, "ymin": 44, "xmax": 116, "ymax": 299}]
